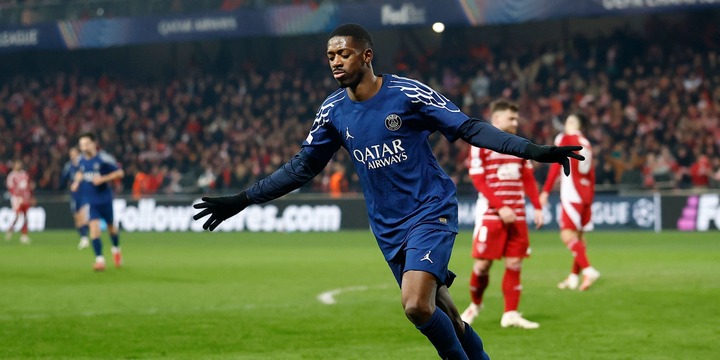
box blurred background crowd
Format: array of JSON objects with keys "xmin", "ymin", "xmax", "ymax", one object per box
[{"xmin": 1, "ymin": 4, "xmax": 719, "ymax": 198}]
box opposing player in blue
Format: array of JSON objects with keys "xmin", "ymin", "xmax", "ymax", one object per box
[
  {"xmin": 71, "ymin": 133, "xmax": 125, "ymax": 271},
  {"xmin": 61, "ymin": 147, "xmax": 90, "ymax": 250},
  {"xmin": 193, "ymin": 24, "xmax": 582, "ymax": 360}
]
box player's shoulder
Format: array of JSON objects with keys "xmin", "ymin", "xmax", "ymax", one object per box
[
  {"xmin": 98, "ymin": 150, "xmax": 118, "ymax": 164},
  {"xmin": 317, "ymin": 88, "xmax": 346, "ymax": 112},
  {"xmin": 385, "ymin": 74, "xmax": 460, "ymax": 112},
  {"xmin": 385, "ymin": 74, "xmax": 435, "ymax": 98}
]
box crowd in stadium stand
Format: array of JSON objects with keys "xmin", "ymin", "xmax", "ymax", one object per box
[{"xmin": 1, "ymin": 20, "xmax": 720, "ymax": 198}]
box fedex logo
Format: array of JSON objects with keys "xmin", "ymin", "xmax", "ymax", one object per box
[{"xmin": 352, "ymin": 139, "xmax": 408, "ymax": 169}]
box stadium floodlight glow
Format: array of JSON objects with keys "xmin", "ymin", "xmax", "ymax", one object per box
[{"xmin": 432, "ymin": 22, "xmax": 445, "ymax": 34}]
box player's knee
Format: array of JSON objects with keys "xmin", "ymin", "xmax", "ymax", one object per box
[
  {"xmin": 473, "ymin": 259, "xmax": 492, "ymax": 275},
  {"xmin": 505, "ymin": 259, "xmax": 522, "ymax": 271},
  {"xmin": 403, "ymin": 300, "xmax": 434, "ymax": 325}
]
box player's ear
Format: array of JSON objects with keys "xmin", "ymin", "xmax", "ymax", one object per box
[{"xmin": 363, "ymin": 48, "xmax": 373, "ymax": 65}]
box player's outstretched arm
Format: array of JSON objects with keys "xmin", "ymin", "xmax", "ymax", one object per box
[
  {"xmin": 193, "ymin": 148, "xmax": 330, "ymax": 231},
  {"xmin": 458, "ymin": 118, "xmax": 584, "ymax": 176}
]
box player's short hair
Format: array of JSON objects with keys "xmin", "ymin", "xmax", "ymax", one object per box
[
  {"xmin": 328, "ymin": 23, "xmax": 373, "ymax": 50},
  {"xmin": 568, "ymin": 112, "xmax": 589, "ymax": 129},
  {"xmin": 490, "ymin": 99, "xmax": 519, "ymax": 114},
  {"xmin": 79, "ymin": 132, "xmax": 96, "ymax": 142}
]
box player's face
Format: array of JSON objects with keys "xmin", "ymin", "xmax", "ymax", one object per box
[
  {"xmin": 79, "ymin": 137, "xmax": 96, "ymax": 156},
  {"xmin": 69, "ymin": 148, "xmax": 79, "ymax": 162},
  {"xmin": 565, "ymin": 115, "xmax": 580, "ymax": 132},
  {"xmin": 492, "ymin": 109, "xmax": 519, "ymax": 134},
  {"xmin": 327, "ymin": 36, "xmax": 370, "ymax": 88}
]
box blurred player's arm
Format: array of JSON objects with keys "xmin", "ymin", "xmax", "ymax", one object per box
[
  {"xmin": 93, "ymin": 169, "xmax": 124, "ymax": 186},
  {"xmin": 539, "ymin": 163, "xmax": 561, "ymax": 207},
  {"xmin": 521, "ymin": 162, "xmax": 543, "ymax": 229},
  {"xmin": 70, "ymin": 171, "xmax": 82, "ymax": 192}
]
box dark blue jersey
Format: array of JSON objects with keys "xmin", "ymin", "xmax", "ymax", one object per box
[
  {"xmin": 61, "ymin": 160, "xmax": 91, "ymax": 204},
  {"xmin": 303, "ymin": 74, "xmax": 472, "ymax": 260},
  {"xmin": 246, "ymin": 74, "xmax": 530, "ymax": 260},
  {"xmin": 77, "ymin": 151, "xmax": 120, "ymax": 205}
]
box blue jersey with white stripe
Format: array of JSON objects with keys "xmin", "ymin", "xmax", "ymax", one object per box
[
  {"xmin": 303, "ymin": 74, "xmax": 469, "ymax": 260},
  {"xmin": 78, "ymin": 151, "xmax": 120, "ymax": 205}
]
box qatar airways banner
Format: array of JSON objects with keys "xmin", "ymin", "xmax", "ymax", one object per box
[{"xmin": 2, "ymin": 0, "xmax": 720, "ymax": 52}]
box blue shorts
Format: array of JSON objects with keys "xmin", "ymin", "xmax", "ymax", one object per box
[
  {"xmin": 70, "ymin": 196, "xmax": 87, "ymax": 214},
  {"xmin": 89, "ymin": 201, "xmax": 114, "ymax": 223},
  {"xmin": 387, "ymin": 226, "xmax": 457, "ymax": 288}
]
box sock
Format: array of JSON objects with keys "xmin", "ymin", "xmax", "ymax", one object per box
[
  {"xmin": 571, "ymin": 260, "xmax": 581, "ymax": 275},
  {"xmin": 416, "ymin": 308, "xmax": 469, "ymax": 360},
  {"xmin": 78, "ymin": 225, "xmax": 89, "ymax": 238},
  {"xmin": 502, "ymin": 268, "xmax": 521, "ymax": 313},
  {"xmin": 110, "ymin": 233, "xmax": 120, "ymax": 247},
  {"xmin": 21, "ymin": 213, "xmax": 28, "ymax": 234},
  {"xmin": 567, "ymin": 238, "xmax": 591, "ymax": 270},
  {"xmin": 460, "ymin": 322, "xmax": 491, "ymax": 360},
  {"xmin": 469, "ymin": 272, "xmax": 489, "ymax": 306},
  {"xmin": 91, "ymin": 238, "xmax": 103, "ymax": 257},
  {"xmin": 111, "ymin": 246, "xmax": 121, "ymax": 254}
]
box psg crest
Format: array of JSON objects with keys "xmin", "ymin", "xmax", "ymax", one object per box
[{"xmin": 385, "ymin": 114, "xmax": 402, "ymax": 131}]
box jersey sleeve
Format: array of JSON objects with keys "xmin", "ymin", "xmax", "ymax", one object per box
[
  {"xmin": 246, "ymin": 99, "xmax": 341, "ymax": 204},
  {"xmin": 99, "ymin": 152, "xmax": 120, "ymax": 174},
  {"xmin": 542, "ymin": 163, "xmax": 561, "ymax": 193},
  {"xmin": 542, "ymin": 134, "xmax": 565, "ymax": 193},
  {"xmin": 301, "ymin": 94, "xmax": 343, "ymax": 164},
  {"xmin": 521, "ymin": 161, "xmax": 542, "ymax": 209},
  {"xmin": 468, "ymin": 148, "xmax": 505, "ymax": 210},
  {"xmin": 389, "ymin": 76, "xmax": 470, "ymax": 142}
]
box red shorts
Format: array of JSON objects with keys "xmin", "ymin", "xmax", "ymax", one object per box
[
  {"xmin": 559, "ymin": 201, "xmax": 593, "ymax": 231},
  {"xmin": 12, "ymin": 200, "xmax": 30, "ymax": 213},
  {"xmin": 471, "ymin": 219, "xmax": 530, "ymax": 260}
]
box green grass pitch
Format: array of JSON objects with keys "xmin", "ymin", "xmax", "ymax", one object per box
[{"xmin": 1, "ymin": 230, "xmax": 718, "ymax": 359}]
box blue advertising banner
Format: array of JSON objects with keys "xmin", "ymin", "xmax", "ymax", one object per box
[
  {"xmin": 458, "ymin": 194, "xmax": 660, "ymax": 231},
  {"xmin": 2, "ymin": 0, "xmax": 720, "ymax": 53}
]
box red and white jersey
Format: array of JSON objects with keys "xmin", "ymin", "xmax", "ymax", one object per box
[
  {"xmin": 542, "ymin": 131, "xmax": 595, "ymax": 204},
  {"xmin": 468, "ymin": 146, "xmax": 541, "ymax": 222},
  {"xmin": 6, "ymin": 169, "xmax": 33, "ymax": 207}
]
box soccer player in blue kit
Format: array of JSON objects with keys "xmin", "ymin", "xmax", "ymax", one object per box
[
  {"xmin": 71, "ymin": 133, "xmax": 125, "ymax": 271},
  {"xmin": 61, "ymin": 147, "xmax": 91, "ymax": 250},
  {"xmin": 194, "ymin": 24, "xmax": 583, "ymax": 359}
]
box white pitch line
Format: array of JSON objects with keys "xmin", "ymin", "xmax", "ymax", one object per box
[{"xmin": 317, "ymin": 284, "xmax": 391, "ymax": 305}]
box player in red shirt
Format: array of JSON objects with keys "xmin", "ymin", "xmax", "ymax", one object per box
[
  {"xmin": 5, "ymin": 160, "xmax": 34, "ymax": 244},
  {"xmin": 460, "ymin": 100, "xmax": 543, "ymax": 329},
  {"xmin": 539, "ymin": 113, "xmax": 600, "ymax": 291}
]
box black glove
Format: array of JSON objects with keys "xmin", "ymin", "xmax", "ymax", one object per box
[
  {"xmin": 524, "ymin": 143, "xmax": 585, "ymax": 176},
  {"xmin": 192, "ymin": 191, "xmax": 252, "ymax": 231}
]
